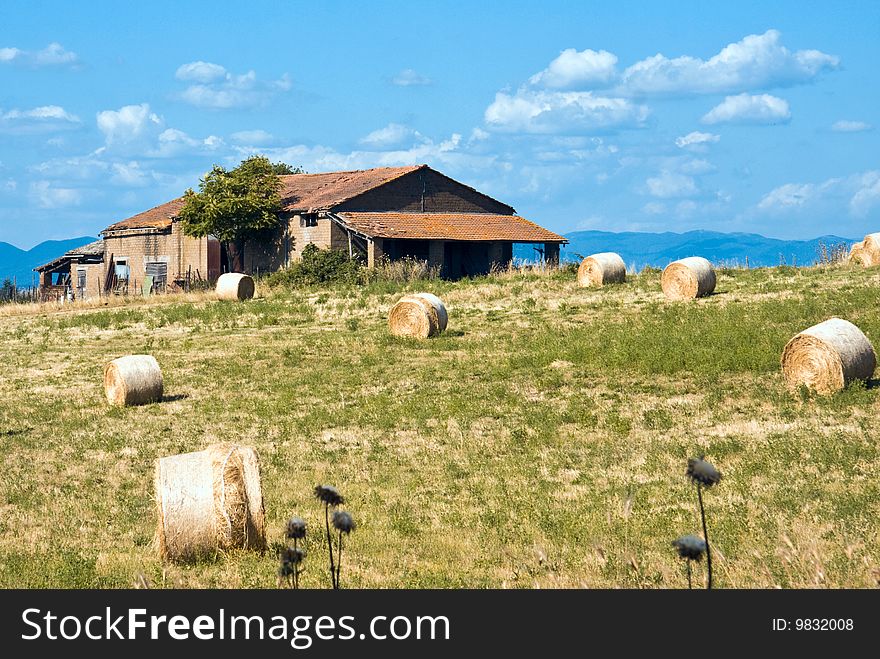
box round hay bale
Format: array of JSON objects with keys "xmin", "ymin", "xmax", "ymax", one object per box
[
  {"xmin": 388, "ymin": 293, "xmax": 446, "ymax": 338},
  {"xmin": 661, "ymin": 257, "xmax": 716, "ymax": 300},
  {"xmin": 862, "ymin": 232, "xmax": 880, "ymax": 265},
  {"xmin": 103, "ymin": 355, "xmax": 163, "ymax": 406},
  {"xmin": 154, "ymin": 443, "xmax": 267, "ymax": 562},
  {"xmin": 849, "ymin": 243, "xmax": 872, "ymax": 267},
  {"xmin": 577, "ymin": 252, "xmax": 626, "ymax": 287},
  {"xmin": 216, "ymin": 273, "xmax": 255, "ymax": 301},
  {"xmin": 781, "ymin": 318, "xmax": 876, "ymax": 394},
  {"xmin": 413, "ymin": 292, "xmax": 448, "ymax": 332}
]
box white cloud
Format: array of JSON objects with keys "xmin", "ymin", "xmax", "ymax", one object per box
[
  {"xmin": 0, "ymin": 42, "xmax": 79, "ymax": 67},
  {"xmin": 94, "ymin": 102, "xmax": 221, "ymax": 158},
  {"xmin": 620, "ymin": 30, "xmax": 838, "ymax": 96},
  {"xmin": 359, "ymin": 123, "xmax": 419, "ymax": 148},
  {"xmin": 675, "ymin": 131, "xmax": 720, "ymax": 149},
  {"xmin": 757, "ymin": 171, "xmax": 880, "ymax": 218},
  {"xmin": 758, "ymin": 182, "xmax": 816, "ymax": 210},
  {"xmin": 230, "ymin": 129, "xmax": 274, "ymax": 145},
  {"xmin": 529, "ymin": 48, "xmax": 618, "ymax": 89},
  {"xmin": 0, "ymin": 105, "xmax": 81, "ymax": 134},
  {"xmin": 831, "ymin": 120, "xmax": 872, "ymax": 133},
  {"xmin": 29, "ymin": 180, "xmax": 82, "ymax": 208},
  {"xmin": 34, "ymin": 43, "xmax": 79, "ymax": 66},
  {"xmin": 175, "ymin": 61, "xmax": 227, "ymax": 83},
  {"xmin": 643, "ymin": 201, "xmax": 666, "ymax": 215},
  {"xmin": 484, "ymin": 89, "xmax": 649, "ymax": 134},
  {"xmin": 646, "ymin": 171, "xmax": 698, "ymax": 198},
  {"xmin": 702, "ymin": 93, "xmax": 790, "ymax": 125},
  {"xmin": 849, "ymin": 171, "xmax": 880, "ymax": 217},
  {"xmin": 175, "ymin": 62, "xmax": 292, "ymax": 109},
  {"xmin": 391, "ymin": 68, "xmax": 432, "ymax": 86},
  {"xmin": 0, "ymin": 47, "xmax": 21, "ymax": 62},
  {"xmin": 96, "ymin": 103, "xmax": 162, "ymax": 146}
]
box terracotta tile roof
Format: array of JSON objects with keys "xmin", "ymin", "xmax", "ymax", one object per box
[
  {"xmin": 68, "ymin": 239, "xmax": 105, "ymax": 257},
  {"xmin": 336, "ymin": 212, "xmax": 567, "ymax": 243},
  {"xmin": 102, "ymin": 198, "xmax": 185, "ymax": 233},
  {"xmin": 35, "ymin": 239, "xmax": 106, "ymax": 272},
  {"xmin": 279, "ymin": 165, "xmax": 423, "ymax": 212}
]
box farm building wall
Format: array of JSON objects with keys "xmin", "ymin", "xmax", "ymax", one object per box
[
  {"xmin": 102, "ymin": 224, "xmax": 210, "ymax": 292},
  {"xmin": 244, "ymin": 214, "xmax": 352, "ymax": 273},
  {"xmin": 334, "ymin": 168, "xmax": 514, "ymax": 214},
  {"xmin": 72, "ymin": 262, "xmax": 104, "ymax": 301}
]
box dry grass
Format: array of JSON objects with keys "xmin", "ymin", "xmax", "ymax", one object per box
[{"xmin": 0, "ymin": 263, "xmax": 878, "ymax": 588}]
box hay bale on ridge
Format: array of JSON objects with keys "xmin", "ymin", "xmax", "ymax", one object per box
[
  {"xmin": 577, "ymin": 252, "xmax": 626, "ymax": 287},
  {"xmin": 388, "ymin": 292, "xmax": 447, "ymax": 338},
  {"xmin": 154, "ymin": 443, "xmax": 266, "ymax": 562},
  {"xmin": 661, "ymin": 257, "xmax": 716, "ymax": 300},
  {"xmin": 862, "ymin": 232, "xmax": 880, "ymax": 265},
  {"xmin": 849, "ymin": 243, "xmax": 871, "ymax": 267},
  {"xmin": 781, "ymin": 318, "xmax": 876, "ymax": 394},
  {"xmin": 216, "ymin": 273, "xmax": 255, "ymax": 301},
  {"xmin": 104, "ymin": 355, "xmax": 163, "ymax": 406}
]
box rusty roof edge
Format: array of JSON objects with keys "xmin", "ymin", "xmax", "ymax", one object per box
[{"xmin": 336, "ymin": 211, "xmax": 568, "ymax": 243}]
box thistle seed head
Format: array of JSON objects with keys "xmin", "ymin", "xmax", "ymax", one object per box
[
  {"xmin": 286, "ymin": 516, "xmax": 307, "ymax": 540},
  {"xmin": 672, "ymin": 534, "xmax": 707, "ymax": 561},
  {"xmin": 332, "ymin": 510, "xmax": 356, "ymax": 534},
  {"xmin": 686, "ymin": 456, "xmax": 721, "ymax": 487},
  {"xmin": 314, "ymin": 485, "xmax": 344, "ymax": 507}
]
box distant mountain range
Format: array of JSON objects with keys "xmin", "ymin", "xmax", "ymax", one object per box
[
  {"xmin": 516, "ymin": 230, "xmax": 857, "ymax": 269},
  {"xmin": 0, "ymin": 230, "xmax": 859, "ymax": 286},
  {"xmin": 0, "ymin": 237, "xmax": 97, "ymax": 286}
]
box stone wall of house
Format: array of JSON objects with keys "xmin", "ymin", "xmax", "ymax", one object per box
[
  {"xmin": 334, "ymin": 168, "xmax": 515, "ymax": 214},
  {"xmin": 102, "ymin": 225, "xmax": 209, "ymax": 290},
  {"xmin": 72, "ymin": 262, "xmax": 105, "ymax": 301}
]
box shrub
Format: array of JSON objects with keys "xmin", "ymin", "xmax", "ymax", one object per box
[{"xmin": 264, "ymin": 244, "xmax": 362, "ymax": 287}]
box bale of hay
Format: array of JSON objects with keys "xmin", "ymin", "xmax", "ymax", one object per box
[
  {"xmin": 862, "ymin": 232, "xmax": 880, "ymax": 265},
  {"xmin": 661, "ymin": 257, "xmax": 716, "ymax": 300},
  {"xmin": 849, "ymin": 243, "xmax": 872, "ymax": 267},
  {"xmin": 104, "ymin": 355, "xmax": 163, "ymax": 406},
  {"xmin": 577, "ymin": 252, "xmax": 626, "ymax": 287},
  {"xmin": 154, "ymin": 443, "xmax": 266, "ymax": 562},
  {"xmin": 216, "ymin": 273, "xmax": 255, "ymax": 301},
  {"xmin": 388, "ymin": 293, "xmax": 447, "ymax": 338},
  {"xmin": 413, "ymin": 292, "xmax": 448, "ymax": 332},
  {"xmin": 781, "ymin": 318, "xmax": 876, "ymax": 394}
]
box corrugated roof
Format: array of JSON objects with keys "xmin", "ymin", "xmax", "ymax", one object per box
[
  {"xmin": 102, "ymin": 198, "xmax": 185, "ymax": 233},
  {"xmin": 279, "ymin": 165, "xmax": 423, "ymax": 212},
  {"xmin": 336, "ymin": 212, "xmax": 568, "ymax": 243}
]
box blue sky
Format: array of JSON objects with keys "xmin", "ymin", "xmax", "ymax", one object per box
[{"xmin": 1, "ymin": 0, "xmax": 878, "ymax": 248}]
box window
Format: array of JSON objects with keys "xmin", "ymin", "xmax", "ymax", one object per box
[
  {"xmin": 115, "ymin": 258, "xmax": 130, "ymax": 281},
  {"xmin": 145, "ymin": 261, "xmax": 168, "ymax": 292},
  {"xmin": 300, "ymin": 215, "xmax": 318, "ymax": 228},
  {"xmin": 76, "ymin": 268, "xmax": 87, "ymax": 298}
]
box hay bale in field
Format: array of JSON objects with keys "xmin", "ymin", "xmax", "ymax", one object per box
[
  {"xmin": 154, "ymin": 443, "xmax": 266, "ymax": 562},
  {"xmin": 216, "ymin": 273, "xmax": 255, "ymax": 301},
  {"xmin": 661, "ymin": 257, "xmax": 716, "ymax": 300},
  {"xmin": 388, "ymin": 292, "xmax": 447, "ymax": 338},
  {"xmin": 781, "ymin": 318, "xmax": 876, "ymax": 394},
  {"xmin": 862, "ymin": 232, "xmax": 880, "ymax": 265},
  {"xmin": 849, "ymin": 243, "xmax": 871, "ymax": 267},
  {"xmin": 104, "ymin": 355, "xmax": 163, "ymax": 406},
  {"xmin": 577, "ymin": 252, "xmax": 626, "ymax": 287}
]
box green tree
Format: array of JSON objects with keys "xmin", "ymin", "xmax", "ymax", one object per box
[
  {"xmin": 178, "ymin": 156, "xmax": 300, "ymax": 273},
  {"xmin": 271, "ymin": 162, "xmax": 304, "ymax": 175}
]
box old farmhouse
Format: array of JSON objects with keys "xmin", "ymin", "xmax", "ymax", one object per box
[{"xmin": 36, "ymin": 164, "xmax": 567, "ymax": 300}]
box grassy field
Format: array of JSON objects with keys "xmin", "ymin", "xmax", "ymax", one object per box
[{"xmin": 0, "ymin": 263, "xmax": 878, "ymax": 589}]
